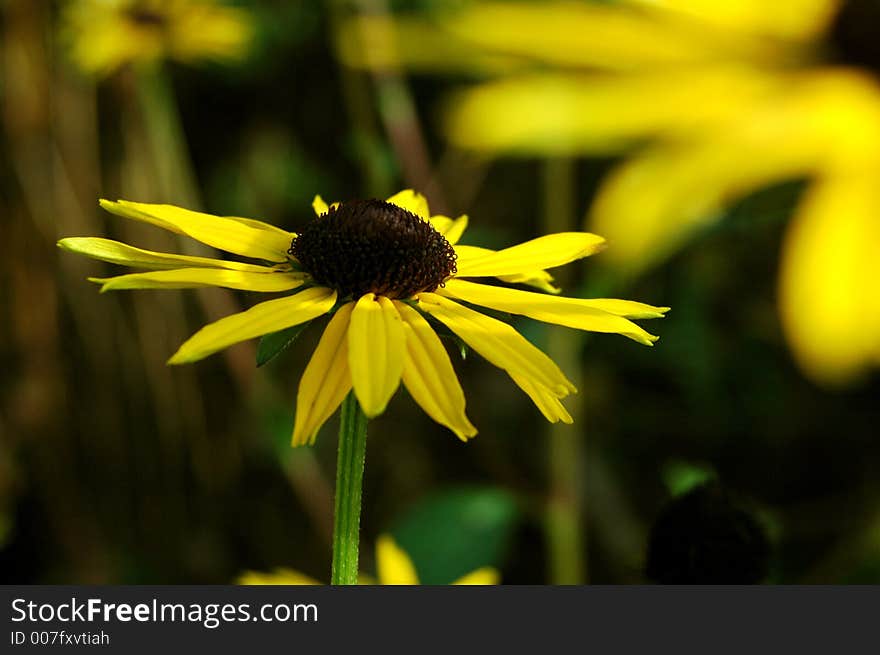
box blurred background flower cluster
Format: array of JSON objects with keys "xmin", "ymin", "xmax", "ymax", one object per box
[{"xmin": 1, "ymin": 0, "xmax": 879, "ymax": 584}]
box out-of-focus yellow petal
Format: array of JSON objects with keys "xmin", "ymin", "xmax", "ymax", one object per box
[
  {"xmin": 509, "ymin": 372, "xmax": 573, "ymax": 424},
  {"xmin": 348, "ymin": 294, "xmax": 405, "ymax": 417},
  {"xmin": 89, "ymin": 269, "xmax": 305, "ymax": 293},
  {"xmin": 56, "ymin": 237, "xmax": 275, "ymax": 272},
  {"xmin": 588, "ymin": 72, "xmax": 880, "ymax": 272},
  {"xmin": 336, "ymin": 14, "xmax": 528, "ymax": 75},
  {"xmin": 312, "ymin": 195, "xmax": 330, "ymax": 216},
  {"xmin": 440, "ymin": 279, "xmax": 661, "ymax": 346},
  {"xmin": 237, "ymin": 569, "xmax": 323, "ymax": 585},
  {"xmin": 444, "ymin": 69, "xmax": 779, "ymax": 155},
  {"xmin": 293, "ymin": 303, "xmax": 355, "ymax": 446},
  {"xmin": 452, "ymin": 567, "xmax": 501, "ymax": 585},
  {"xmin": 444, "ymin": 1, "xmax": 776, "ymax": 70},
  {"xmin": 386, "ymin": 189, "xmax": 430, "ymax": 219},
  {"xmin": 454, "ymin": 232, "xmax": 605, "ymax": 279},
  {"xmin": 168, "ymin": 287, "xmax": 336, "ymax": 365},
  {"xmin": 394, "ymin": 301, "xmax": 477, "ymax": 441},
  {"xmin": 779, "ymin": 172, "xmax": 880, "ymax": 385},
  {"xmin": 429, "ymin": 214, "xmax": 469, "ymax": 245},
  {"xmin": 168, "ymin": 2, "xmax": 254, "ymax": 64},
  {"xmin": 416, "ymin": 292, "xmax": 576, "ymax": 396},
  {"xmin": 375, "ymin": 535, "xmax": 420, "ymax": 585},
  {"xmin": 99, "ymin": 199, "xmax": 293, "ymax": 263},
  {"xmin": 628, "ymin": 0, "xmax": 838, "ymax": 42}
]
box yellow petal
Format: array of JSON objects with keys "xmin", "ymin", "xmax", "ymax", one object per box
[
  {"xmin": 629, "ymin": 0, "xmax": 838, "ymax": 42},
  {"xmin": 293, "ymin": 303, "xmax": 355, "ymax": 446},
  {"xmin": 416, "ymin": 293, "xmax": 576, "ymax": 396},
  {"xmin": 588, "ymin": 71, "xmax": 880, "ymax": 272},
  {"xmin": 443, "ymin": 1, "xmax": 785, "ymax": 71},
  {"xmin": 348, "ymin": 294, "xmax": 405, "ymax": 417},
  {"xmin": 455, "ymin": 245, "xmax": 560, "ymax": 292},
  {"xmin": 237, "ymin": 568, "xmax": 323, "ymax": 585},
  {"xmin": 169, "ymin": 287, "xmax": 336, "ymax": 365},
  {"xmin": 445, "ymin": 70, "xmax": 779, "ymax": 156},
  {"xmin": 375, "ymin": 535, "xmax": 420, "ymax": 585},
  {"xmin": 386, "ymin": 189, "xmax": 429, "ymax": 219},
  {"xmin": 509, "ymin": 372, "xmax": 573, "ymax": 424},
  {"xmin": 441, "ymin": 279, "xmax": 660, "ymax": 346},
  {"xmin": 90, "ymin": 268, "xmax": 306, "ymax": 293},
  {"xmin": 429, "ymin": 214, "xmax": 469, "ymax": 245},
  {"xmin": 452, "ymin": 567, "xmax": 501, "ymax": 585},
  {"xmin": 99, "ymin": 199, "xmax": 293, "ymax": 263},
  {"xmin": 455, "ymin": 232, "xmax": 606, "ymax": 278},
  {"xmin": 779, "ymin": 172, "xmax": 880, "ymax": 385},
  {"xmin": 312, "ymin": 195, "xmax": 330, "ymax": 216},
  {"xmin": 394, "ymin": 301, "xmax": 477, "ymax": 441},
  {"xmin": 57, "ymin": 237, "xmax": 275, "ymax": 272}
]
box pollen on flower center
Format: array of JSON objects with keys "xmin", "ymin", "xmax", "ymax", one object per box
[
  {"xmin": 288, "ymin": 199, "xmax": 457, "ymax": 299},
  {"xmin": 828, "ymin": 0, "xmax": 880, "ymax": 73}
]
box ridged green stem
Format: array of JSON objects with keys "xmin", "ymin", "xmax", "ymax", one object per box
[{"xmin": 330, "ymin": 393, "xmax": 369, "ymax": 585}]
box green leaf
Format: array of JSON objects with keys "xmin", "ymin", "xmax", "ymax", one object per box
[
  {"xmin": 389, "ymin": 486, "xmax": 520, "ymax": 584},
  {"xmin": 256, "ymin": 321, "xmax": 311, "ymax": 367}
]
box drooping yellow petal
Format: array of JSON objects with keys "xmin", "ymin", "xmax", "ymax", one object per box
[
  {"xmin": 57, "ymin": 237, "xmax": 276, "ymax": 272},
  {"xmin": 348, "ymin": 294, "xmax": 405, "ymax": 417},
  {"xmin": 455, "ymin": 232, "xmax": 605, "ymax": 278},
  {"xmin": 394, "ymin": 301, "xmax": 477, "ymax": 441},
  {"xmin": 237, "ymin": 569, "xmax": 323, "ymax": 585},
  {"xmin": 386, "ymin": 189, "xmax": 429, "ymax": 219},
  {"xmin": 99, "ymin": 199, "xmax": 292, "ymax": 263},
  {"xmin": 429, "ymin": 214, "xmax": 469, "ymax": 245},
  {"xmin": 509, "ymin": 372, "xmax": 573, "ymax": 424},
  {"xmin": 452, "ymin": 567, "xmax": 501, "ymax": 585},
  {"xmin": 375, "ymin": 535, "xmax": 420, "ymax": 585},
  {"xmin": 168, "ymin": 287, "xmax": 336, "ymax": 365},
  {"xmin": 779, "ymin": 172, "xmax": 880, "ymax": 385},
  {"xmin": 89, "ymin": 268, "xmax": 306, "ymax": 293},
  {"xmin": 440, "ymin": 279, "xmax": 660, "ymax": 346},
  {"xmin": 416, "ymin": 293, "xmax": 576, "ymax": 396},
  {"xmin": 293, "ymin": 303, "xmax": 355, "ymax": 446}
]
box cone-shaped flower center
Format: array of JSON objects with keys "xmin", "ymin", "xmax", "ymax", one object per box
[
  {"xmin": 289, "ymin": 199, "xmax": 457, "ymax": 299},
  {"xmin": 829, "ymin": 0, "xmax": 880, "ymax": 73}
]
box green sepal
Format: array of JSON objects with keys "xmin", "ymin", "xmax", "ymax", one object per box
[{"xmin": 256, "ymin": 321, "xmax": 312, "ymax": 367}]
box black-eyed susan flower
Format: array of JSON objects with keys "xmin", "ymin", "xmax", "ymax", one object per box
[
  {"xmin": 63, "ymin": 0, "xmax": 253, "ymax": 76},
  {"xmin": 58, "ymin": 190, "xmax": 667, "ymax": 445},
  {"xmin": 343, "ymin": 0, "xmax": 880, "ymax": 386},
  {"xmin": 238, "ymin": 534, "xmax": 499, "ymax": 585}
]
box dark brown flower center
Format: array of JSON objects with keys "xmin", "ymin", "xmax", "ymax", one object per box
[
  {"xmin": 828, "ymin": 0, "xmax": 880, "ymax": 73},
  {"xmin": 288, "ymin": 199, "xmax": 457, "ymax": 299}
]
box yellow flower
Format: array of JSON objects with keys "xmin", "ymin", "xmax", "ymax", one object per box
[
  {"xmin": 63, "ymin": 0, "xmax": 253, "ymax": 76},
  {"xmin": 348, "ymin": 0, "xmax": 880, "ymax": 386},
  {"xmin": 58, "ymin": 190, "xmax": 666, "ymax": 444},
  {"xmin": 238, "ymin": 534, "xmax": 499, "ymax": 585}
]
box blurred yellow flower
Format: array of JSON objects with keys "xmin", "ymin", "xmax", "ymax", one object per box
[
  {"xmin": 58, "ymin": 190, "xmax": 666, "ymax": 443},
  {"xmin": 63, "ymin": 0, "xmax": 253, "ymax": 76},
  {"xmin": 238, "ymin": 535, "xmax": 499, "ymax": 585},
  {"xmin": 345, "ymin": 0, "xmax": 880, "ymax": 386}
]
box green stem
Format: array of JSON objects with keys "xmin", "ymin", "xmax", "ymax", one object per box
[
  {"xmin": 331, "ymin": 393, "xmax": 369, "ymax": 585},
  {"xmin": 542, "ymin": 158, "xmax": 587, "ymax": 584}
]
